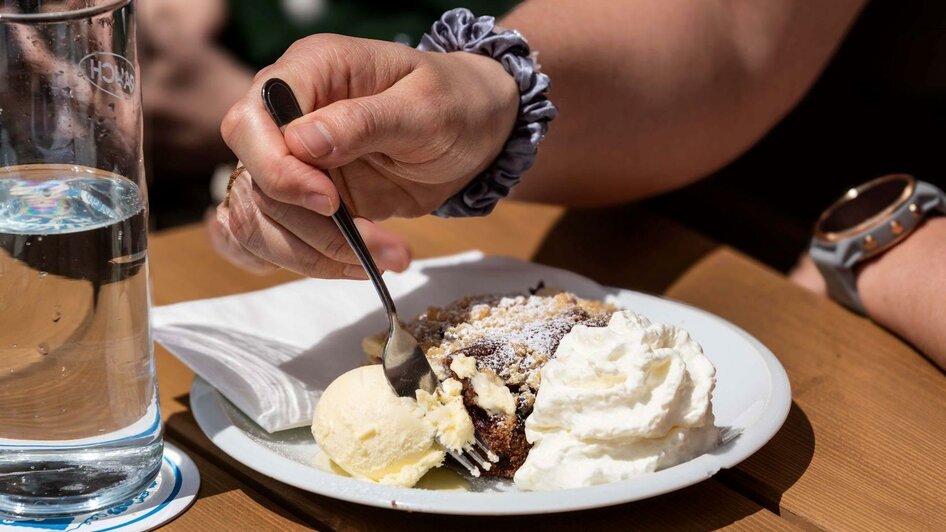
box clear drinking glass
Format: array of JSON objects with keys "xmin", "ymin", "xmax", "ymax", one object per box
[{"xmin": 0, "ymin": 0, "xmax": 162, "ymax": 517}]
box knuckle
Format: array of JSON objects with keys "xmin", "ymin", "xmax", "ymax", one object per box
[
  {"xmin": 253, "ymin": 64, "xmax": 276, "ymax": 83},
  {"xmin": 287, "ymin": 35, "xmax": 319, "ymax": 54},
  {"xmin": 282, "ymin": 39, "xmax": 308, "ymax": 60},
  {"xmin": 220, "ymin": 101, "xmax": 250, "ymax": 147},
  {"xmin": 285, "ymin": 33, "xmax": 340, "ymax": 58}
]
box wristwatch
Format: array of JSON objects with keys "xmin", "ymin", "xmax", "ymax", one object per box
[{"xmin": 810, "ymin": 174, "xmax": 946, "ymax": 314}]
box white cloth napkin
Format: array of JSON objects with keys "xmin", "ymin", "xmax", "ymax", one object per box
[{"xmin": 152, "ymin": 251, "xmax": 611, "ymax": 433}]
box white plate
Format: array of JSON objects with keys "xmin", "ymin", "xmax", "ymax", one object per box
[{"xmin": 189, "ymin": 286, "xmax": 790, "ymax": 515}]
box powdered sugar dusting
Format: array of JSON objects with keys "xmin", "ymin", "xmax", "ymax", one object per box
[{"xmin": 407, "ymin": 290, "xmax": 613, "ymax": 391}]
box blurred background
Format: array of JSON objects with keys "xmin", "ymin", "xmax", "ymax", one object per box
[{"xmin": 142, "ymin": 0, "xmax": 946, "ymax": 274}]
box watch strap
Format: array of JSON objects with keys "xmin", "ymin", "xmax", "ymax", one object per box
[
  {"xmin": 811, "ymin": 245, "xmax": 866, "ymax": 314},
  {"xmin": 811, "ymin": 179, "xmax": 946, "ymax": 315},
  {"xmin": 915, "ymin": 180, "xmax": 946, "ymax": 216}
]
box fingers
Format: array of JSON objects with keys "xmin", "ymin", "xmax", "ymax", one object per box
[
  {"xmin": 216, "ymin": 170, "xmax": 412, "ymax": 278},
  {"xmin": 206, "ymin": 208, "xmax": 278, "ymax": 275},
  {"xmin": 223, "ymin": 172, "xmax": 359, "ymax": 279},
  {"xmin": 282, "ymin": 51, "xmax": 506, "ymax": 181},
  {"xmin": 284, "ymin": 91, "xmax": 420, "ymax": 169},
  {"xmin": 250, "ymin": 184, "xmax": 411, "ymax": 271},
  {"xmin": 221, "ymin": 92, "xmax": 340, "ymax": 216},
  {"xmin": 351, "ymin": 218, "xmax": 413, "ymax": 272},
  {"xmin": 221, "ymin": 35, "xmax": 424, "ymax": 215},
  {"xmin": 216, "ymin": 33, "xmax": 440, "ymax": 277}
]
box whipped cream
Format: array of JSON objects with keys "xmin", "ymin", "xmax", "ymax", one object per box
[{"xmin": 514, "ymin": 310, "xmax": 718, "ymax": 491}]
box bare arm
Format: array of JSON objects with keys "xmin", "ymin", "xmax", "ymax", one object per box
[
  {"xmin": 213, "ymin": 1, "xmax": 867, "ymax": 278},
  {"xmin": 858, "ymin": 218, "xmax": 946, "ymax": 370},
  {"xmin": 792, "ymin": 219, "xmax": 946, "ymax": 371},
  {"xmin": 504, "ymin": 0, "xmax": 867, "ymax": 205}
]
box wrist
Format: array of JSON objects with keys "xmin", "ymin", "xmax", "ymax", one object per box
[
  {"xmin": 857, "ymin": 217, "xmax": 946, "ymax": 365},
  {"xmin": 418, "ymin": 7, "xmax": 557, "ymax": 217},
  {"xmin": 451, "ymin": 51, "xmax": 519, "ymax": 132},
  {"xmin": 449, "ymin": 50, "xmax": 520, "ymax": 171}
]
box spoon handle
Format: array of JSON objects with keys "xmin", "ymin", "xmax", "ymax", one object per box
[
  {"xmin": 260, "ymin": 78, "xmax": 398, "ymax": 324},
  {"xmin": 330, "ymin": 201, "xmax": 398, "ymax": 322}
]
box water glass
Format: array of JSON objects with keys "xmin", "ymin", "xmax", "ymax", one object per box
[{"xmin": 0, "ymin": 0, "xmax": 163, "ymax": 517}]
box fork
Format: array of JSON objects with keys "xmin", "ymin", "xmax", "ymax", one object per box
[{"xmin": 260, "ymin": 78, "xmax": 496, "ymax": 477}]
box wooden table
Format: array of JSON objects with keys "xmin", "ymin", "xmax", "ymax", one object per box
[{"xmin": 148, "ymin": 201, "xmax": 946, "ymax": 531}]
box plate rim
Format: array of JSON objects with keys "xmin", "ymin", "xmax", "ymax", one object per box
[{"xmin": 188, "ymin": 288, "xmax": 791, "ymax": 515}]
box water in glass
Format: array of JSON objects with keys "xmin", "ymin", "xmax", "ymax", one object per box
[{"xmin": 0, "ymin": 0, "xmax": 163, "ymax": 517}]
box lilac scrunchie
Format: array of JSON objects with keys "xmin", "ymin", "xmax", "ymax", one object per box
[{"xmin": 418, "ymin": 8, "xmax": 557, "ymax": 218}]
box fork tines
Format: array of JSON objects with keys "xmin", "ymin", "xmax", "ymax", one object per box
[{"xmin": 448, "ymin": 435, "xmax": 498, "ymax": 477}]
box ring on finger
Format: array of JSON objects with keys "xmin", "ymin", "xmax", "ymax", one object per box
[{"xmin": 224, "ymin": 164, "xmax": 247, "ymax": 207}]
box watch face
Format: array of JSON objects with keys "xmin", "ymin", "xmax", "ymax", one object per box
[{"xmin": 816, "ymin": 174, "xmax": 914, "ymax": 240}]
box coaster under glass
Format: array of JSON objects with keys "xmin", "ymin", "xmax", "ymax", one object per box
[{"xmin": 0, "ymin": 443, "xmax": 199, "ymax": 532}]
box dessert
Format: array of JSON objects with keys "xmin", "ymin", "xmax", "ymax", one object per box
[
  {"xmin": 513, "ymin": 310, "xmax": 719, "ymax": 490},
  {"xmin": 311, "ymin": 365, "xmax": 473, "ymax": 486},
  {"xmin": 365, "ymin": 288, "xmax": 615, "ymax": 477},
  {"xmin": 315, "ymin": 288, "xmax": 719, "ymax": 490}
]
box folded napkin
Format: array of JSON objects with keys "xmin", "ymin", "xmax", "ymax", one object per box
[{"xmin": 152, "ymin": 251, "xmax": 611, "ymax": 433}]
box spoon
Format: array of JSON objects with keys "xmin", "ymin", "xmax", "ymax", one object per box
[{"xmin": 260, "ymin": 78, "xmax": 495, "ymax": 475}]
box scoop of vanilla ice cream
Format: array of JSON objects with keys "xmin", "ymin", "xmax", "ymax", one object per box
[
  {"xmin": 312, "ymin": 365, "xmax": 476, "ymax": 487},
  {"xmin": 514, "ymin": 310, "xmax": 718, "ymax": 491},
  {"xmin": 312, "ymin": 365, "xmax": 443, "ymax": 486}
]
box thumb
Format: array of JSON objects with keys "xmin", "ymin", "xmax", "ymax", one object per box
[{"xmin": 284, "ymin": 89, "xmax": 429, "ymax": 169}]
